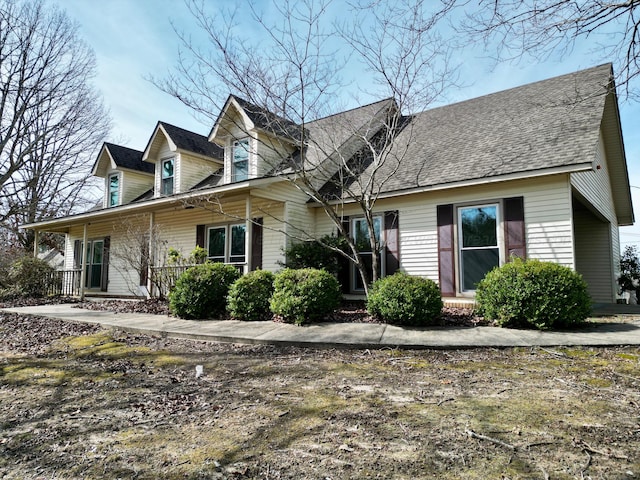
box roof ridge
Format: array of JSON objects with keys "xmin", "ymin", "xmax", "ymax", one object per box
[{"xmin": 421, "ymin": 63, "xmax": 612, "ymax": 116}]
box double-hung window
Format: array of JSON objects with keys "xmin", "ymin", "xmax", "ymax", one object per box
[
  {"xmin": 232, "ymin": 139, "xmax": 249, "ymax": 182},
  {"xmin": 108, "ymin": 174, "xmax": 119, "ymax": 207},
  {"xmin": 207, "ymin": 224, "xmax": 246, "ymax": 264},
  {"xmin": 458, "ymin": 204, "xmax": 500, "ymax": 291},
  {"xmin": 161, "ymin": 158, "xmax": 174, "ymax": 195},
  {"xmin": 352, "ymin": 216, "xmax": 383, "ymax": 291}
]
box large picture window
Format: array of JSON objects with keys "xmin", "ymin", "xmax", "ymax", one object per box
[
  {"xmin": 207, "ymin": 224, "xmax": 246, "ymax": 265},
  {"xmin": 352, "ymin": 216, "xmax": 383, "ymax": 291},
  {"xmin": 161, "ymin": 158, "xmax": 174, "ymax": 195},
  {"xmin": 458, "ymin": 204, "xmax": 500, "ymax": 291},
  {"xmin": 232, "ymin": 139, "xmax": 249, "ymax": 182}
]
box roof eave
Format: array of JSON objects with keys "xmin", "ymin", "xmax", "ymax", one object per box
[
  {"xmin": 308, "ymin": 163, "xmax": 594, "ymax": 206},
  {"xmin": 22, "ymin": 176, "xmax": 283, "ymax": 232}
]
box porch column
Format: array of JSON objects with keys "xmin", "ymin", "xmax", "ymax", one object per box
[
  {"xmin": 147, "ymin": 212, "xmax": 154, "ymax": 298},
  {"xmin": 33, "ymin": 230, "xmax": 39, "ymax": 257},
  {"xmin": 245, "ymin": 196, "xmax": 252, "ymax": 274},
  {"xmin": 79, "ymin": 223, "xmax": 88, "ymax": 301}
]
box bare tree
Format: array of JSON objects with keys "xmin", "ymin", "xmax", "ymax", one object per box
[
  {"xmin": 0, "ymin": 0, "xmax": 110, "ymax": 252},
  {"xmin": 458, "ymin": 0, "xmax": 640, "ymax": 97},
  {"xmin": 156, "ymin": 0, "xmax": 458, "ymax": 295}
]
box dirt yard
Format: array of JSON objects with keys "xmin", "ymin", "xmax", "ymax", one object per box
[{"xmin": 1, "ymin": 310, "xmax": 640, "ymax": 479}]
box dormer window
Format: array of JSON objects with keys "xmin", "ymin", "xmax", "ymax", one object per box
[
  {"xmin": 161, "ymin": 158, "xmax": 174, "ymax": 195},
  {"xmin": 232, "ymin": 139, "xmax": 249, "ymax": 182},
  {"xmin": 108, "ymin": 174, "xmax": 119, "ymax": 207}
]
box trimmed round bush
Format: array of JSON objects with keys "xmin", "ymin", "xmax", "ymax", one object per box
[
  {"xmin": 227, "ymin": 270, "xmax": 275, "ymax": 321},
  {"xmin": 475, "ymin": 258, "xmax": 591, "ymax": 330},
  {"xmin": 270, "ymin": 268, "xmax": 341, "ymax": 325},
  {"xmin": 9, "ymin": 256, "xmax": 54, "ymax": 298},
  {"xmin": 367, "ymin": 272, "xmax": 443, "ymax": 326},
  {"xmin": 169, "ymin": 262, "xmax": 240, "ymax": 319}
]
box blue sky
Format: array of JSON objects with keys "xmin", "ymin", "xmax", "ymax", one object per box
[{"xmin": 62, "ymin": 0, "xmax": 640, "ymax": 248}]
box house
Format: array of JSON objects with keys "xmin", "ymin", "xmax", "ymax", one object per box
[{"xmin": 24, "ymin": 63, "xmax": 633, "ymax": 303}]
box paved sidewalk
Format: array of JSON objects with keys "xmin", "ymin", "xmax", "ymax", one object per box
[{"xmin": 3, "ymin": 303, "xmax": 640, "ymax": 349}]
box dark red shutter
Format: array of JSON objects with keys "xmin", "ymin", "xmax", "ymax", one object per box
[
  {"xmin": 196, "ymin": 224, "xmax": 205, "ymax": 249},
  {"xmin": 73, "ymin": 240, "xmax": 82, "ymax": 269},
  {"xmin": 504, "ymin": 197, "xmax": 526, "ymax": 260},
  {"xmin": 338, "ymin": 216, "xmax": 351, "ymax": 293},
  {"xmin": 384, "ymin": 210, "xmax": 399, "ymax": 276},
  {"xmin": 251, "ymin": 218, "xmax": 263, "ymax": 271},
  {"xmin": 437, "ymin": 204, "xmax": 456, "ymax": 297},
  {"xmin": 100, "ymin": 236, "xmax": 110, "ymax": 292}
]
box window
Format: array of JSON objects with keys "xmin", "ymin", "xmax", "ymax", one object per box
[
  {"xmin": 458, "ymin": 204, "xmax": 500, "ymax": 291},
  {"xmin": 352, "ymin": 216, "xmax": 383, "ymax": 291},
  {"xmin": 232, "ymin": 139, "xmax": 249, "ymax": 182},
  {"xmin": 161, "ymin": 158, "xmax": 174, "ymax": 195},
  {"xmin": 108, "ymin": 174, "xmax": 119, "ymax": 207},
  {"xmin": 207, "ymin": 224, "xmax": 246, "ymax": 264}
]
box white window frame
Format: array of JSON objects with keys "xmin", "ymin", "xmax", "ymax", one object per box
[
  {"xmin": 457, "ymin": 202, "xmax": 502, "ymax": 293},
  {"xmin": 351, "ymin": 215, "xmax": 384, "ymax": 293},
  {"xmin": 232, "ymin": 138, "xmax": 250, "ymax": 182},
  {"xmin": 161, "ymin": 157, "xmax": 175, "ymax": 195},
  {"xmin": 108, "ymin": 173, "xmax": 120, "ymax": 207},
  {"xmin": 206, "ymin": 223, "xmax": 246, "ymax": 265}
]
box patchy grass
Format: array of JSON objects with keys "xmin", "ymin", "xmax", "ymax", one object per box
[{"xmin": 1, "ymin": 314, "xmax": 640, "ymax": 479}]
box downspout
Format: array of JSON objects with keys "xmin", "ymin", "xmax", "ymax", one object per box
[{"xmin": 80, "ymin": 223, "xmax": 88, "ymax": 301}]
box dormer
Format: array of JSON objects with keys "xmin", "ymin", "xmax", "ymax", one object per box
[
  {"xmin": 142, "ymin": 122, "xmax": 223, "ymax": 197},
  {"xmin": 92, "ymin": 143, "xmax": 154, "ymax": 208},
  {"xmin": 208, "ymin": 96, "xmax": 300, "ymax": 184}
]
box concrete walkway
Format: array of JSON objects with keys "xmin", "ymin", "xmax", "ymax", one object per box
[{"xmin": 3, "ymin": 303, "xmax": 640, "ymax": 349}]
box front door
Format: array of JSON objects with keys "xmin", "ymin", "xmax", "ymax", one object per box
[{"xmin": 85, "ymin": 240, "xmax": 104, "ymax": 289}]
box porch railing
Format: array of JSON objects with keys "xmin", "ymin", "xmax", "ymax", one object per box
[
  {"xmin": 150, "ymin": 263, "xmax": 247, "ymax": 298},
  {"xmin": 47, "ymin": 269, "xmax": 82, "ymax": 297}
]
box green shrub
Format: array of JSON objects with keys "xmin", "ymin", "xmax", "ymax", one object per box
[
  {"xmin": 367, "ymin": 272, "xmax": 442, "ymax": 326},
  {"xmin": 270, "ymin": 268, "xmax": 341, "ymax": 325},
  {"xmin": 475, "ymin": 258, "xmax": 591, "ymax": 330},
  {"xmin": 169, "ymin": 262, "xmax": 240, "ymax": 319},
  {"xmin": 227, "ymin": 270, "xmax": 275, "ymax": 321},
  {"xmin": 8, "ymin": 256, "xmax": 54, "ymax": 298},
  {"xmin": 281, "ymin": 235, "xmax": 349, "ymax": 276}
]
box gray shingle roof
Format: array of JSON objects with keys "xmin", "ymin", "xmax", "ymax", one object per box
[
  {"xmin": 104, "ymin": 143, "xmax": 153, "ymax": 174},
  {"xmin": 318, "ymin": 63, "xmax": 613, "ymax": 198},
  {"xmin": 159, "ymin": 122, "xmax": 224, "ymax": 160},
  {"xmin": 231, "ymin": 96, "xmax": 303, "ymax": 141}
]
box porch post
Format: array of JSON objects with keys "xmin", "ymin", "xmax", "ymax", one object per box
[
  {"xmin": 79, "ymin": 223, "xmax": 88, "ymax": 301},
  {"xmin": 245, "ymin": 196, "xmax": 252, "ymax": 274},
  {"xmin": 33, "ymin": 230, "xmax": 39, "ymax": 257},
  {"xmin": 147, "ymin": 212, "xmax": 154, "ymax": 298}
]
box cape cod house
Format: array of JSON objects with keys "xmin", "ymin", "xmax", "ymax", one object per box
[{"xmin": 24, "ymin": 64, "xmax": 634, "ymax": 303}]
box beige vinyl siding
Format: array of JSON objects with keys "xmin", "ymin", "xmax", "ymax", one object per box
[
  {"xmin": 313, "ymin": 175, "xmax": 575, "ymax": 286},
  {"xmin": 256, "ymin": 131, "xmax": 296, "ymax": 178},
  {"xmin": 121, "ymin": 170, "xmax": 154, "ymax": 204},
  {"xmin": 153, "ymin": 198, "xmax": 287, "ymax": 272},
  {"xmin": 253, "ymin": 182, "xmax": 314, "ymax": 248},
  {"xmin": 179, "ymin": 152, "xmax": 222, "ymax": 191},
  {"xmin": 574, "ymin": 209, "xmax": 615, "ymax": 302},
  {"xmin": 570, "ymin": 132, "xmax": 617, "ymax": 224}
]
